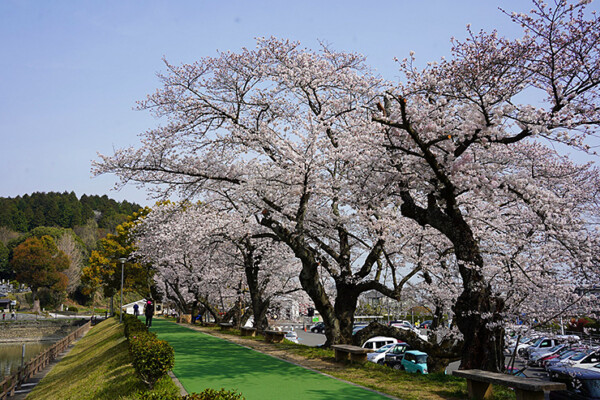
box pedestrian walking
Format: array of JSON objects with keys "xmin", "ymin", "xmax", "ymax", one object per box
[
  {"xmin": 144, "ymin": 299, "xmax": 155, "ymax": 328},
  {"xmin": 133, "ymin": 303, "xmax": 139, "ymax": 317}
]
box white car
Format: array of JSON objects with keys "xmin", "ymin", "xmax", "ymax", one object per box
[
  {"xmin": 362, "ymin": 336, "xmax": 399, "ymax": 350},
  {"xmin": 389, "ymin": 320, "xmax": 412, "ymax": 330},
  {"xmin": 284, "ymin": 331, "xmax": 299, "ymax": 344},
  {"xmin": 367, "ymin": 343, "xmax": 395, "ymax": 364}
]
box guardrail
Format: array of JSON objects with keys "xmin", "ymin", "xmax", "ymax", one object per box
[{"xmin": 0, "ymin": 319, "xmax": 91, "ymax": 399}]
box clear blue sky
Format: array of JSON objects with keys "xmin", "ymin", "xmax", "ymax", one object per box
[{"xmin": 1, "ymin": 0, "xmax": 594, "ymax": 206}]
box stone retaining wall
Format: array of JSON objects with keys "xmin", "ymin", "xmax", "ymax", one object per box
[{"xmin": 0, "ymin": 320, "xmax": 85, "ymax": 342}]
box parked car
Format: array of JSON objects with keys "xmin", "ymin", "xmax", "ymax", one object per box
[
  {"xmin": 529, "ymin": 344, "xmax": 568, "ymax": 366},
  {"xmin": 389, "ymin": 320, "xmax": 412, "ymax": 330},
  {"xmin": 284, "ymin": 331, "xmax": 299, "ymax": 344},
  {"xmin": 362, "ymin": 336, "xmax": 398, "ymax": 350},
  {"xmin": 548, "ymin": 363, "xmax": 600, "ymax": 399},
  {"xmin": 352, "ymin": 323, "xmax": 368, "ymax": 335},
  {"xmin": 400, "ymin": 350, "xmax": 429, "ymax": 374},
  {"xmin": 548, "ymin": 348, "xmax": 600, "ymax": 370},
  {"xmin": 366, "ymin": 343, "xmax": 397, "ymax": 364},
  {"xmin": 506, "ymin": 336, "xmax": 538, "ymax": 356},
  {"xmin": 385, "ymin": 346, "xmax": 428, "ymax": 374},
  {"xmin": 383, "ymin": 342, "xmax": 410, "ymax": 368},
  {"xmin": 544, "ymin": 349, "xmax": 589, "ymax": 370},
  {"xmin": 524, "ymin": 337, "xmax": 563, "ymax": 359},
  {"xmin": 310, "ymin": 322, "xmax": 325, "ymax": 333}
]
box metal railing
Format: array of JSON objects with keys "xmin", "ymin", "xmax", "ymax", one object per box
[{"xmin": 0, "ymin": 319, "xmax": 91, "ymax": 399}]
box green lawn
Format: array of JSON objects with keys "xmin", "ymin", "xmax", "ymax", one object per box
[
  {"xmin": 27, "ymin": 318, "xmax": 177, "ymax": 400},
  {"xmin": 150, "ymin": 319, "xmax": 390, "ymax": 399}
]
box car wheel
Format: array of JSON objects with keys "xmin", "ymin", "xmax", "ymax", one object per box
[
  {"xmin": 392, "ymin": 364, "xmax": 402, "ymax": 370},
  {"xmin": 311, "ymin": 329, "xmax": 316, "ymax": 333},
  {"xmin": 377, "ymin": 359, "xmax": 384, "ymax": 365}
]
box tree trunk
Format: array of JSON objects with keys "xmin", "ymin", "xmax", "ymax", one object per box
[
  {"xmin": 453, "ymin": 266, "xmax": 505, "ymax": 371},
  {"xmin": 398, "ymin": 188, "xmax": 507, "ymax": 372},
  {"xmin": 250, "ymin": 295, "xmax": 269, "ymax": 331},
  {"xmin": 332, "ymin": 282, "xmax": 359, "ymax": 343},
  {"xmin": 243, "ymin": 247, "xmax": 270, "ymax": 331},
  {"xmin": 32, "ymin": 288, "xmax": 41, "ymax": 313},
  {"xmin": 296, "ymin": 258, "xmax": 341, "ymax": 346}
]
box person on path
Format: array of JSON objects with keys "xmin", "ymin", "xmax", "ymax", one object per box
[
  {"xmin": 144, "ymin": 299, "xmax": 154, "ymax": 328},
  {"xmin": 133, "ymin": 303, "xmax": 139, "ymax": 317}
]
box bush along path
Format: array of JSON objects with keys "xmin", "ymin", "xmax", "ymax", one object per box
[{"xmin": 149, "ymin": 319, "xmax": 393, "ymax": 400}]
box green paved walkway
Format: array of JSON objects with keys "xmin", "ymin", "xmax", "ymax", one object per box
[{"xmin": 149, "ymin": 319, "xmax": 390, "ymax": 400}]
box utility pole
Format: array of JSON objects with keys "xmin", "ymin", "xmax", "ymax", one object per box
[{"xmin": 119, "ymin": 258, "xmax": 127, "ymax": 323}]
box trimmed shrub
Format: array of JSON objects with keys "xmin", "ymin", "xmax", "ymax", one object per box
[
  {"xmin": 124, "ymin": 313, "xmax": 148, "ymax": 339},
  {"xmin": 67, "ymin": 306, "xmax": 79, "ymax": 312},
  {"xmin": 129, "ymin": 334, "xmax": 175, "ymax": 389},
  {"xmin": 184, "ymin": 389, "xmax": 245, "ymax": 400}
]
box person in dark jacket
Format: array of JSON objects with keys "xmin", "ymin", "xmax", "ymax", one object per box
[{"xmin": 144, "ymin": 299, "xmax": 155, "ymax": 327}]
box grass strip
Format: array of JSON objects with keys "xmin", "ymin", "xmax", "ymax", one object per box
[
  {"xmin": 151, "ymin": 319, "xmax": 391, "ymax": 399},
  {"xmin": 189, "ymin": 324, "xmax": 516, "ymax": 400},
  {"xmin": 27, "ymin": 317, "xmax": 177, "ymax": 400}
]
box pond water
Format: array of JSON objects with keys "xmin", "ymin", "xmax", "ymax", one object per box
[{"xmin": 0, "ymin": 342, "xmax": 54, "ymax": 380}]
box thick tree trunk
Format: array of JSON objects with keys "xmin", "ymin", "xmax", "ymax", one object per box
[
  {"xmin": 243, "ymin": 246, "xmax": 270, "ymax": 331},
  {"xmin": 398, "ymin": 187, "xmax": 506, "ymax": 371},
  {"xmin": 32, "ymin": 287, "xmax": 41, "ymax": 313},
  {"xmin": 453, "ymin": 268, "xmax": 505, "ymax": 371},
  {"xmin": 259, "ymin": 214, "xmax": 364, "ymax": 346},
  {"xmin": 250, "ymin": 295, "xmax": 269, "ymax": 331},
  {"xmin": 332, "ymin": 282, "xmax": 359, "ymax": 343},
  {"xmin": 296, "ymin": 258, "xmax": 341, "ymax": 346}
]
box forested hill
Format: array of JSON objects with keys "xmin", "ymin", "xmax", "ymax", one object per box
[{"xmin": 0, "ymin": 192, "xmax": 142, "ymax": 232}]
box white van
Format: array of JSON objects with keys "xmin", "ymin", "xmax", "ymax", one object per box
[{"xmin": 362, "ymin": 336, "xmax": 399, "ymax": 350}]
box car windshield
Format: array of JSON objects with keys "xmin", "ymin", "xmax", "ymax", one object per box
[
  {"xmin": 375, "ymin": 344, "xmax": 393, "ymax": 353},
  {"xmin": 571, "ymin": 352, "xmax": 588, "ymax": 361},
  {"xmin": 531, "ymin": 338, "xmax": 544, "ymax": 346},
  {"xmin": 415, "ymin": 355, "xmax": 428, "ymax": 364},
  {"xmin": 558, "ymin": 350, "xmax": 575, "ymax": 359}
]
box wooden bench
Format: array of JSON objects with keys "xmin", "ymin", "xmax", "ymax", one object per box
[
  {"xmin": 264, "ymin": 330, "xmax": 286, "ymax": 343},
  {"xmin": 219, "ymin": 323, "xmax": 234, "ymax": 331},
  {"xmin": 452, "ymin": 369, "xmax": 566, "ymax": 400},
  {"xmin": 240, "ymin": 327, "xmax": 257, "ymax": 337},
  {"xmin": 331, "ymin": 344, "xmax": 371, "ymax": 364}
]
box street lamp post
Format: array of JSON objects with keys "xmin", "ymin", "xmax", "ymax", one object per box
[{"xmin": 118, "ymin": 258, "xmax": 127, "ymax": 323}]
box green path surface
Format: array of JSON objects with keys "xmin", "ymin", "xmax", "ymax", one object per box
[{"xmin": 150, "ymin": 319, "xmax": 390, "ymax": 400}]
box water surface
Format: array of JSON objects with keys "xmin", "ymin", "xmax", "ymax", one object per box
[{"xmin": 0, "ymin": 342, "xmax": 54, "ymax": 380}]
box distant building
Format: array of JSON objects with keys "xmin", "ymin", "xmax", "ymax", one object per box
[
  {"xmin": 0, "ymin": 298, "xmax": 11, "ymax": 311},
  {"xmin": 123, "ymin": 299, "xmax": 163, "ymax": 315}
]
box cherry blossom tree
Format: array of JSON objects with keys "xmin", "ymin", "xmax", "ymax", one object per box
[
  {"xmin": 135, "ymin": 201, "xmax": 302, "ymax": 330},
  {"xmin": 95, "ymin": 38, "xmax": 428, "ymax": 345},
  {"xmin": 371, "ymin": 0, "xmax": 600, "ymax": 370},
  {"xmin": 95, "ymin": 1, "xmax": 600, "ymax": 370},
  {"xmin": 133, "ymin": 202, "xmax": 240, "ymax": 322}
]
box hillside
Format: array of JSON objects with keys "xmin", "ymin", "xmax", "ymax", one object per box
[{"xmin": 0, "ymin": 192, "xmax": 141, "ymax": 233}]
